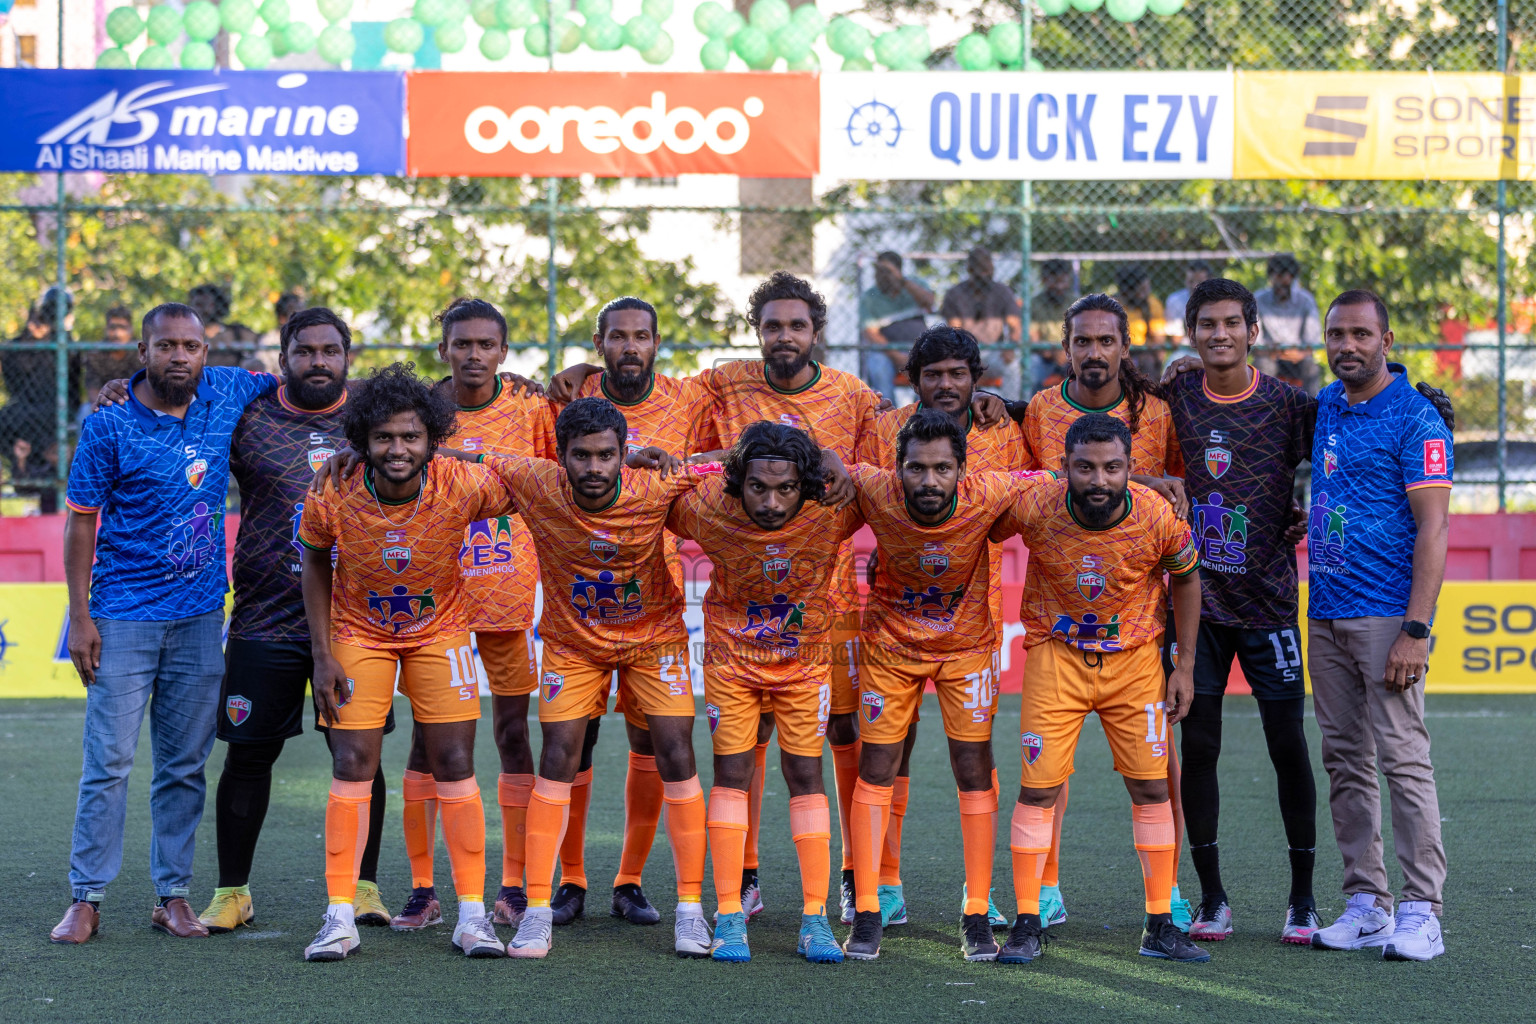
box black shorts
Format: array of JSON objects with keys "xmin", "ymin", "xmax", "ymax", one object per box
[
  {"xmin": 217, "ymin": 638, "xmax": 396, "ymax": 744},
  {"xmin": 1190, "ymin": 621, "xmax": 1305, "ymax": 701}
]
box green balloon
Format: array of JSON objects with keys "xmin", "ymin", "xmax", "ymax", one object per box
[
  {"xmin": 700, "ymin": 36, "xmax": 729, "ymax": 69},
  {"xmin": 414, "ymin": 0, "xmax": 451, "ymax": 28},
  {"xmin": 641, "ymin": 0, "xmax": 671, "ymax": 22},
  {"xmin": 1026, "ymin": 56, "xmax": 1044, "ymax": 71},
  {"xmin": 521, "ymin": 22, "xmax": 546, "ymax": 56},
  {"xmin": 285, "ymin": 21, "xmax": 316, "ymax": 52},
  {"xmin": 435, "ymin": 22, "xmax": 467, "ymax": 51},
  {"xmin": 988, "ymin": 22, "xmax": 1022, "ymax": 63},
  {"xmin": 786, "ymin": 51, "xmax": 818, "ymax": 71},
  {"xmin": 731, "ymin": 24, "xmax": 770, "ymax": 65},
  {"xmin": 1104, "ymin": 0, "xmax": 1146, "ymax": 20},
  {"xmin": 136, "ymin": 44, "xmax": 174, "ymax": 69},
  {"xmin": 954, "ymin": 32, "xmax": 990, "ymax": 70},
  {"xmin": 318, "ymin": 23, "xmax": 356, "ymax": 62},
  {"xmin": 236, "ymin": 33, "xmax": 274, "ymax": 67},
  {"xmin": 714, "ymin": 10, "xmax": 744, "ymax": 39},
  {"xmin": 384, "ymin": 16, "xmax": 424, "ymax": 52},
  {"xmin": 268, "ymin": 29, "xmax": 291, "ymax": 57},
  {"xmin": 576, "ymin": 0, "xmax": 610, "ymax": 17},
  {"xmin": 623, "ymin": 14, "xmax": 660, "ymax": 51},
  {"xmin": 105, "ymin": 6, "xmax": 144, "ymax": 45},
  {"xmin": 1146, "ymin": 0, "xmax": 1184, "ymax": 12},
  {"xmin": 495, "ymin": 0, "xmax": 535, "ymax": 28},
  {"xmin": 146, "ymin": 5, "xmax": 182, "ymax": 44},
  {"xmin": 318, "ymin": 0, "xmax": 353, "ymax": 22},
  {"xmin": 180, "ymin": 40, "xmax": 217, "ymax": 67},
  {"xmin": 748, "ymin": 0, "xmax": 788, "ymax": 33},
  {"xmin": 871, "ymin": 29, "xmax": 901, "ymax": 67},
  {"xmin": 772, "ymin": 23, "xmax": 812, "ymax": 64},
  {"xmin": 95, "ymin": 46, "xmax": 133, "ymax": 68},
  {"xmin": 792, "ymin": 3, "xmax": 824, "ymax": 34},
  {"xmin": 840, "ymin": 54, "xmax": 871, "ymax": 70},
  {"xmin": 826, "ymin": 17, "xmax": 869, "ymax": 58},
  {"xmin": 1069, "ymin": 0, "xmax": 1104, "ymax": 10},
  {"xmin": 444, "ymin": 0, "xmax": 469, "ymax": 23},
  {"xmin": 553, "ymin": 16, "xmax": 581, "ymax": 51},
  {"xmin": 473, "ymin": 0, "xmax": 498, "ymax": 26},
  {"xmin": 692, "ymin": 0, "xmax": 724, "ymax": 35},
  {"xmin": 584, "ymin": 15, "xmax": 623, "ymax": 51},
  {"xmin": 641, "ymin": 30, "xmax": 672, "ymax": 63},
  {"xmin": 1036, "ymin": 0, "xmax": 1071, "ymax": 12},
  {"xmin": 259, "ymin": 0, "xmax": 291, "ymax": 30},
  {"xmin": 220, "ymin": 0, "xmax": 257, "ymax": 33},
  {"xmin": 183, "ymin": 1, "xmax": 220, "ymax": 41}
]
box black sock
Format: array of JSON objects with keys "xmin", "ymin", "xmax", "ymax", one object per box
[
  {"xmin": 215, "ymin": 739, "xmax": 285, "ymax": 888},
  {"xmin": 1258, "ymin": 697, "xmax": 1317, "ymax": 906},
  {"xmin": 1178, "ymin": 693, "xmax": 1224, "ymax": 903}
]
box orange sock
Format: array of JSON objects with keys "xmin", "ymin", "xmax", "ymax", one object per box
[
  {"xmin": 1132, "ymin": 801, "xmax": 1177, "ymax": 915},
  {"xmin": 324, "ymin": 778, "xmax": 372, "ymax": 905},
  {"xmin": 402, "ymin": 770, "xmax": 438, "ymax": 890},
  {"xmin": 831, "ymin": 741, "xmax": 861, "ymax": 872},
  {"xmin": 743, "ymin": 742, "xmax": 767, "ymax": 871},
  {"xmin": 1009, "ymin": 802, "xmax": 1054, "ymax": 916},
  {"xmin": 879, "ymin": 776, "xmax": 909, "ymax": 886},
  {"xmin": 497, "ymin": 772, "xmax": 534, "ymax": 889},
  {"xmin": 1042, "ymin": 777, "xmax": 1067, "ymax": 888},
  {"xmin": 436, "ymin": 778, "xmax": 486, "ymax": 906},
  {"xmin": 557, "ymin": 766, "xmax": 593, "ymax": 889},
  {"xmin": 614, "ymin": 753, "xmax": 662, "ymax": 888},
  {"xmin": 789, "ymin": 793, "xmax": 832, "ymax": 917},
  {"xmin": 707, "ymin": 787, "xmax": 749, "ymax": 915},
  {"xmin": 523, "ymin": 778, "xmax": 572, "ymax": 907},
  {"xmin": 849, "ymin": 779, "xmax": 891, "ymax": 915},
  {"xmin": 958, "ymin": 787, "xmax": 998, "ymax": 916},
  {"xmin": 662, "ymin": 776, "xmax": 706, "ymax": 903}
]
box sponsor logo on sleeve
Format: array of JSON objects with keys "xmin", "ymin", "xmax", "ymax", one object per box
[{"xmin": 1423, "ymin": 438, "xmax": 1447, "ymax": 477}]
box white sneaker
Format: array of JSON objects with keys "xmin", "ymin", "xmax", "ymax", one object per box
[
  {"xmin": 304, "ymin": 910, "xmax": 360, "ymax": 962},
  {"xmin": 674, "ymin": 902, "xmax": 711, "ymax": 958},
  {"xmin": 1310, "ymin": 892, "xmax": 1394, "ymax": 951},
  {"xmin": 507, "ymin": 905, "xmax": 553, "ymax": 959},
  {"xmin": 452, "ymin": 913, "xmax": 507, "ymax": 958},
  {"xmin": 1383, "ymin": 901, "xmax": 1444, "ymax": 961}
]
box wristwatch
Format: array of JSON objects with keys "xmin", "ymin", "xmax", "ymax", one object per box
[{"xmin": 1401, "ymin": 620, "xmax": 1431, "ymax": 640}]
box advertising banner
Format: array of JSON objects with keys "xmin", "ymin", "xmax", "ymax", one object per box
[
  {"xmin": 406, "ymin": 70, "xmax": 819, "ymax": 178},
  {"xmin": 1234, "ymin": 71, "xmax": 1536, "ymax": 180},
  {"xmin": 820, "ymin": 70, "xmax": 1234, "ymax": 181},
  {"xmin": 0, "ymin": 69, "xmax": 405, "ymax": 175}
]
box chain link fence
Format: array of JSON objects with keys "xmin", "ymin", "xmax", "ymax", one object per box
[{"xmin": 0, "ymin": 0, "xmax": 1532, "ymax": 510}]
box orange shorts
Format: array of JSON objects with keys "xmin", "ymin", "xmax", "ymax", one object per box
[
  {"xmin": 537, "ymin": 643, "xmax": 693, "ymax": 724},
  {"xmin": 477, "ymin": 629, "xmax": 537, "ymax": 698},
  {"xmin": 325, "ymin": 635, "xmax": 481, "ymax": 731},
  {"xmin": 828, "ymin": 625, "xmax": 861, "ymax": 716},
  {"xmin": 706, "ymin": 669, "xmax": 829, "ymax": 758},
  {"xmin": 859, "ymin": 647, "xmax": 999, "ymax": 745},
  {"xmin": 1018, "ymin": 639, "xmax": 1168, "ymax": 789}
]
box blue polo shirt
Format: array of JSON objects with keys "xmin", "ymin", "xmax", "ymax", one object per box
[
  {"xmin": 66, "ymin": 366, "xmax": 278, "ymax": 621},
  {"xmin": 1307, "ymin": 363, "xmax": 1452, "ymax": 620}
]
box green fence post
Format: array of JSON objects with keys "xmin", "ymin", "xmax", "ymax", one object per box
[
  {"xmin": 1496, "ymin": 0, "xmax": 1508, "ymax": 511},
  {"xmin": 53, "ymin": 0, "xmax": 69, "ymax": 500},
  {"xmin": 1018, "ymin": 2, "xmax": 1033, "ymax": 391}
]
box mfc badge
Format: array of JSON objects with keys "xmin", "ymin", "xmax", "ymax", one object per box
[
  {"xmin": 590, "ymin": 537, "xmax": 618, "ymax": 562},
  {"xmin": 920, "ymin": 541, "xmax": 949, "ymax": 578},
  {"xmin": 185, "ymin": 458, "xmax": 208, "ymax": 489},
  {"xmin": 382, "ymin": 545, "xmax": 412, "ymax": 573},
  {"xmin": 225, "ymin": 694, "xmax": 252, "ymax": 727},
  {"xmin": 861, "ymin": 690, "xmax": 884, "ymax": 723},
  {"xmin": 705, "ymin": 702, "xmax": 721, "ymax": 733},
  {"xmin": 1076, "ymin": 554, "xmax": 1106, "ymax": 602},
  {"xmin": 1205, "ymin": 447, "xmax": 1232, "ymax": 479},
  {"xmin": 541, "ymin": 671, "xmax": 564, "ymax": 702},
  {"xmin": 762, "ymin": 543, "xmax": 790, "ymax": 584},
  {"xmin": 1021, "ymin": 731, "xmax": 1043, "ymax": 765}
]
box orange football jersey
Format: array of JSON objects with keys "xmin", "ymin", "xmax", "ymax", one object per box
[
  {"xmin": 694, "ymin": 359, "xmax": 880, "ymax": 621},
  {"xmin": 851, "ymin": 465, "xmax": 1048, "ymax": 661},
  {"xmin": 667, "ymin": 473, "xmax": 862, "ymax": 689},
  {"xmin": 453, "ymin": 380, "xmax": 557, "ymax": 632},
  {"xmin": 1019, "ymin": 382, "xmax": 1183, "ymax": 477},
  {"xmin": 299, "ymin": 459, "xmax": 514, "ymax": 649},
  {"xmin": 989, "ymin": 479, "xmax": 1199, "ymax": 654},
  {"xmin": 485, "ymin": 455, "xmax": 705, "ymax": 659}
]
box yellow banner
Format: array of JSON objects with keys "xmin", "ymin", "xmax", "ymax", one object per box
[{"xmin": 1235, "ymin": 71, "xmax": 1536, "ymax": 180}]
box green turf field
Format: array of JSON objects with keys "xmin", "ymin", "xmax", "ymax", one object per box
[{"xmin": 1, "ymin": 693, "xmax": 1532, "ymax": 1023}]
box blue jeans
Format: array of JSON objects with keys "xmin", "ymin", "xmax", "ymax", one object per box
[
  {"xmin": 861, "ymin": 349, "xmax": 898, "ymax": 405},
  {"xmin": 68, "ymin": 608, "xmax": 225, "ymax": 900}
]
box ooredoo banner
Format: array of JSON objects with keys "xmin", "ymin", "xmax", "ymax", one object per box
[
  {"xmin": 820, "ymin": 70, "xmax": 1235, "ymax": 181},
  {"xmin": 0, "ymin": 69, "xmax": 405, "ymax": 175},
  {"xmin": 406, "ymin": 70, "xmax": 819, "ymax": 178}
]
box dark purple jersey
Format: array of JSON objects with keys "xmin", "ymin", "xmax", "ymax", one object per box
[
  {"xmin": 227, "ymin": 386, "xmax": 347, "ymax": 641},
  {"xmin": 1165, "ymin": 368, "xmax": 1316, "ymax": 628}
]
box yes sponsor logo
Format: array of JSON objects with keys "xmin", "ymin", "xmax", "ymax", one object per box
[
  {"xmin": 225, "ymin": 694, "xmax": 251, "ymax": 727},
  {"xmin": 541, "ymin": 671, "xmax": 565, "ymax": 702},
  {"xmin": 1050, "ymin": 611, "xmax": 1122, "ymax": 652},
  {"xmin": 1020, "ymin": 731, "xmax": 1043, "ymax": 765},
  {"xmin": 366, "ymin": 585, "xmax": 437, "ymax": 634},
  {"xmin": 570, "ymin": 570, "xmax": 644, "ymax": 623},
  {"xmin": 1307, "ymin": 491, "xmax": 1349, "ymax": 569},
  {"xmin": 861, "ymin": 691, "xmax": 884, "ymax": 723},
  {"xmin": 1424, "ymin": 438, "xmax": 1448, "ymax": 477},
  {"xmin": 734, "ymin": 593, "xmax": 806, "ymax": 651},
  {"xmin": 898, "ymin": 583, "xmax": 965, "ymax": 627},
  {"xmin": 460, "ymin": 517, "xmax": 516, "ymax": 573},
  {"xmin": 1192, "ymin": 491, "xmax": 1249, "ymax": 570},
  {"xmin": 166, "ymin": 500, "xmax": 222, "ymax": 575}
]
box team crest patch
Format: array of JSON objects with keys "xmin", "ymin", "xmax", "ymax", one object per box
[
  {"xmin": 705, "ymin": 703, "xmax": 721, "ymax": 734},
  {"xmin": 920, "ymin": 552, "xmax": 949, "ymax": 578},
  {"xmin": 590, "ymin": 538, "xmax": 618, "ymax": 563},
  {"xmin": 1204, "ymin": 447, "xmax": 1232, "ymax": 479},
  {"xmin": 861, "ymin": 691, "xmax": 884, "ymax": 723},
  {"xmin": 185, "ymin": 458, "xmax": 208, "ymax": 489},
  {"xmin": 541, "ymin": 671, "xmax": 564, "ymax": 702},
  {"xmin": 1323, "ymin": 449, "xmax": 1339, "ymax": 477},
  {"xmin": 762, "ymin": 556, "xmax": 791, "ymax": 584},
  {"xmin": 307, "ymin": 445, "xmax": 335, "ymax": 473},
  {"xmin": 382, "ymin": 545, "xmax": 412, "ymax": 573},
  {"xmin": 225, "ymin": 695, "xmax": 251, "ymax": 727},
  {"xmin": 1077, "ymin": 571, "xmax": 1105, "ymax": 601},
  {"xmin": 1021, "ymin": 731, "xmax": 1043, "ymax": 765}
]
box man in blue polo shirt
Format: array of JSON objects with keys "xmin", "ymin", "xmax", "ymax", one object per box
[
  {"xmin": 1304, "ymin": 290, "xmax": 1451, "ymax": 963},
  {"xmin": 50, "ymin": 302, "xmax": 277, "ymax": 945}
]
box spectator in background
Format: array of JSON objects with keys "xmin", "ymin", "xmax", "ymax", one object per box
[
  {"xmin": 1163, "ymin": 260, "xmax": 1213, "ymax": 367},
  {"xmin": 252, "ymin": 291, "xmax": 306, "ymax": 373},
  {"xmin": 941, "ymin": 247, "xmax": 1024, "ymax": 399},
  {"xmin": 189, "ymin": 283, "xmax": 259, "ymax": 368},
  {"xmin": 81, "ymin": 305, "xmax": 141, "ymax": 405},
  {"xmin": 1029, "ymin": 258, "xmax": 1076, "ymax": 395},
  {"xmin": 1115, "ymin": 263, "xmax": 1166, "ymax": 378},
  {"xmin": 1254, "ymin": 253, "xmax": 1323, "ymax": 395},
  {"xmin": 858, "ymin": 252, "xmax": 934, "ymax": 404},
  {"xmin": 2, "ymin": 288, "xmax": 77, "ymax": 468}
]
